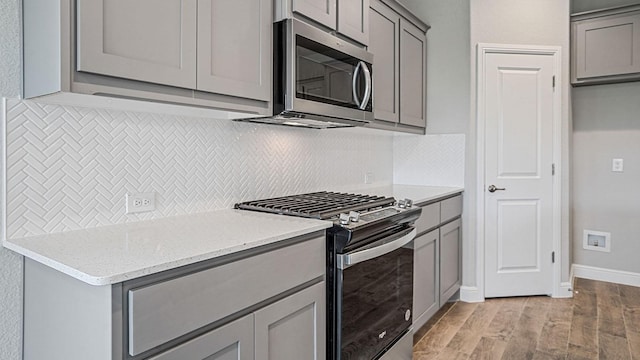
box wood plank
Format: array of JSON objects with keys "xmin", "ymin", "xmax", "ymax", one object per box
[
  {"xmin": 468, "ymin": 337, "xmax": 507, "ymax": 360},
  {"xmin": 413, "ymin": 302, "xmax": 477, "ymax": 352},
  {"xmin": 596, "ymin": 282, "xmax": 626, "ymax": 337},
  {"xmin": 445, "ymin": 301, "xmax": 501, "ymax": 355},
  {"xmin": 566, "ymin": 343, "xmax": 598, "ymax": 360},
  {"xmin": 628, "ymin": 330, "xmax": 640, "ymax": 360},
  {"xmin": 619, "ymin": 283, "xmax": 640, "ymax": 308},
  {"xmin": 484, "ymin": 297, "xmax": 527, "ymax": 342},
  {"xmin": 568, "ymin": 313, "xmax": 598, "ymax": 353},
  {"xmin": 414, "ymin": 302, "xmax": 455, "ymax": 345},
  {"xmin": 574, "ymin": 277, "xmax": 598, "ymax": 293},
  {"xmin": 599, "ymin": 332, "xmax": 631, "ymax": 360},
  {"xmin": 501, "ymin": 298, "xmax": 550, "ymax": 359},
  {"xmin": 537, "ymin": 320, "xmax": 571, "ymax": 357}
]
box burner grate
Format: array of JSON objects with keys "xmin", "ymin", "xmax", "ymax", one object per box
[{"xmin": 235, "ymin": 191, "xmax": 396, "ymax": 219}]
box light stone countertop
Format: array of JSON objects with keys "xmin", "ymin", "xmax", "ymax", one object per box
[
  {"xmin": 2, "ymin": 185, "xmax": 462, "ymax": 287},
  {"xmin": 3, "ymin": 209, "xmax": 331, "ymax": 286},
  {"xmin": 354, "ymin": 184, "xmax": 464, "ymax": 205}
]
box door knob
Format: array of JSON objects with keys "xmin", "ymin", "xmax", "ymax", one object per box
[{"xmin": 488, "ymin": 185, "xmax": 506, "ymax": 193}]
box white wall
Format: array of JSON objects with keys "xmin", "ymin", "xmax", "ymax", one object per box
[
  {"xmin": 468, "ymin": 0, "xmax": 572, "ymax": 294},
  {"xmin": 0, "ymin": 0, "xmax": 24, "ymax": 358}
]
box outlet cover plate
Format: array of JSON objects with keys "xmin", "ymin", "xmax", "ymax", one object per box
[{"xmin": 126, "ymin": 192, "xmax": 156, "ymax": 214}]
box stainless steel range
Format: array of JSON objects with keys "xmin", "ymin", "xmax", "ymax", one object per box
[{"xmin": 236, "ymin": 191, "xmax": 421, "ymax": 360}]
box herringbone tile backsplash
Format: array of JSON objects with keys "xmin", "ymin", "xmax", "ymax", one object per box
[{"xmin": 4, "ymin": 100, "xmax": 393, "ymax": 239}]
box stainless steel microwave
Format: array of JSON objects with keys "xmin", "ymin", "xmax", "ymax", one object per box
[{"xmin": 238, "ymin": 19, "xmax": 374, "ymax": 129}]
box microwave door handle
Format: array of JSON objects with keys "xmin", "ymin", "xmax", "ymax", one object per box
[
  {"xmin": 360, "ymin": 63, "xmax": 372, "ymax": 110},
  {"xmin": 336, "ymin": 228, "xmax": 416, "ymax": 269},
  {"xmin": 352, "ymin": 61, "xmax": 363, "ymax": 107}
]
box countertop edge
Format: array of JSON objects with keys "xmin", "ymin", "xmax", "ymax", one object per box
[{"xmin": 4, "ymin": 222, "xmax": 331, "ymax": 286}]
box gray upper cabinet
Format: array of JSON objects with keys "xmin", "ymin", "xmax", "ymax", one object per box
[
  {"xmin": 369, "ymin": 0, "xmax": 400, "ymax": 123},
  {"xmin": 292, "ymin": 0, "xmax": 337, "ymax": 30},
  {"xmin": 76, "ymin": 0, "xmax": 197, "ymax": 89},
  {"xmin": 400, "ymin": 18, "xmax": 427, "ymax": 128},
  {"xmin": 571, "ymin": 5, "xmax": 640, "ymax": 85},
  {"xmin": 197, "ymin": 0, "xmax": 271, "ymax": 101},
  {"xmin": 279, "ymin": 0, "xmax": 369, "ymax": 45},
  {"xmin": 25, "ymin": 0, "xmax": 271, "ymax": 115},
  {"xmin": 367, "ymin": 0, "xmax": 428, "ymax": 133},
  {"xmin": 337, "ymin": 0, "xmax": 370, "ymax": 46}
]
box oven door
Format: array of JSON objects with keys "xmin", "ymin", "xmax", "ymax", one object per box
[{"xmin": 336, "ymin": 227, "xmax": 416, "ymax": 360}]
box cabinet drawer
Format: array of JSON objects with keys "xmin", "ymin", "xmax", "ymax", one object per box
[
  {"xmin": 415, "ymin": 202, "xmax": 440, "ymax": 235},
  {"xmin": 149, "ymin": 314, "xmax": 254, "ymax": 360},
  {"xmin": 127, "ymin": 236, "xmax": 325, "ymax": 356},
  {"xmin": 441, "ymin": 195, "xmax": 462, "ymax": 223}
]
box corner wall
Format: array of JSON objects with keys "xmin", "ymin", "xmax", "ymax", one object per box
[
  {"xmin": 0, "ymin": 0, "xmax": 24, "ymax": 358},
  {"xmin": 572, "ymin": 82, "xmax": 640, "ymax": 273}
]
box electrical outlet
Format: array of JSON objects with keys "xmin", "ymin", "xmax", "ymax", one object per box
[
  {"xmin": 364, "ymin": 172, "xmax": 374, "ymax": 184},
  {"xmin": 612, "ymin": 158, "xmax": 624, "ymax": 172},
  {"xmin": 126, "ymin": 192, "xmax": 156, "ymax": 214}
]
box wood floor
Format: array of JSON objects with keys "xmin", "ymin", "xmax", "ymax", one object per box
[{"xmin": 412, "ymin": 278, "xmax": 640, "ymax": 359}]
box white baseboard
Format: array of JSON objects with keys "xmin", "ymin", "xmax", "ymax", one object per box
[
  {"xmin": 459, "ymin": 286, "xmax": 484, "ymax": 303},
  {"xmin": 572, "ymin": 264, "xmax": 640, "ymax": 288}
]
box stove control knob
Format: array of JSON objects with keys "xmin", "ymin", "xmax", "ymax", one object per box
[
  {"xmin": 339, "ymin": 213, "xmax": 350, "ymax": 225},
  {"xmin": 404, "ymin": 199, "xmax": 413, "ymax": 208},
  {"xmin": 398, "ymin": 199, "xmax": 407, "ymax": 208},
  {"xmin": 349, "ymin": 211, "xmax": 360, "ymax": 222}
]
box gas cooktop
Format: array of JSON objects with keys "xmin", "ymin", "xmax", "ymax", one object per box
[{"xmin": 235, "ymin": 191, "xmax": 418, "ymax": 229}]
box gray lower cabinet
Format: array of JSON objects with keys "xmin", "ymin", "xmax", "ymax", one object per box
[
  {"xmin": 255, "ymin": 282, "xmax": 326, "ymax": 360},
  {"xmin": 149, "ymin": 315, "xmax": 254, "ymax": 360},
  {"xmin": 368, "ymin": 0, "xmax": 428, "ymax": 134},
  {"xmin": 571, "ymin": 5, "xmax": 640, "ymax": 85},
  {"xmin": 150, "ymin": 281, "xmax": 325, "ymax": 360},
  {"xmin": 412, "ymin": 228, "xmax": 439, "ymax": 330},
  {"xmin": 439, "ymin": 218, "xmax": 462, "ymax": 305},
  {"xmin": 412, "ymin": 194, "xmax": 462, "ymax": 331},
  {"xmin": 23, "ymin": 232, "xmax": 326, "ymax": 360}
]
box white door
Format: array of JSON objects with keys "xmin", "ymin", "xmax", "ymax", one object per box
[{"xmin": 482, "ymin": 50, "xmax": 556, "ymax": 298}]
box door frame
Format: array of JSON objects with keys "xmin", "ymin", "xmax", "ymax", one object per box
[{"xmin": 476, "ymin": 43, "xmax": 563, "ymax": 299}]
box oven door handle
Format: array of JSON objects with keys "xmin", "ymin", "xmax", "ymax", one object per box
[{"xmin": 337, "ymin": 228, "xmax": 417, "ymax": 270}]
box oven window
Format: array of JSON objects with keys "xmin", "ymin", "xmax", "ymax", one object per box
[
  {"xmin": 339, "ymin": 243, "xmax": 413, "ymax": 360},
  {"xmin": 295, "ymin": 36, "xmax": 371, "ymax": 110}
]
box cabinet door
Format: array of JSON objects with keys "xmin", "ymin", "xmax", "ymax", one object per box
[
  {"xmin": 293, "ymin": 0, "xmax": 337, "ymax": 30},
  {"xmin": 338, "ymin": 0, "xmax": 369, "ymax": 45},
  {"xmin": 369, "ymin": 0, "xmax": 400, "ymax": 123},
  {"xmin": 255, "ymin": 282, "xmax": 325, "ymax": 360},
  {"xmin": 413, "ymin": 229, "xmax": 439, "ymax": 330},
  {"xmin": 197, "ymin": 0, "xmax": 271, "ymax": 101},
  {"xmin": 575, "ymin": 13, "xmax": 640, "ymax": 80},
  {"xmin": 440, "ymin": 219, "xmax": 461, "ymax": 304},
  {"xmin": 399, "ymin": 18, "xmax": 427, "ymax": 128},
  {"xmin": 149, "ymin": 314, "xmax": 253, "ymax": 360},
  {"xmin": 76, "ymin": 0, "xmax": 197, "ymax": 89}
]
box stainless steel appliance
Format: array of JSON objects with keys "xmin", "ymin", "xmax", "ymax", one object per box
[
  {"xmin": 236, "ymin": 192, "xmax": 421, "ymax": 359},
  {"xmin": 235, "ymin": 19, "xmax": 374, "ymax": 129}
]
